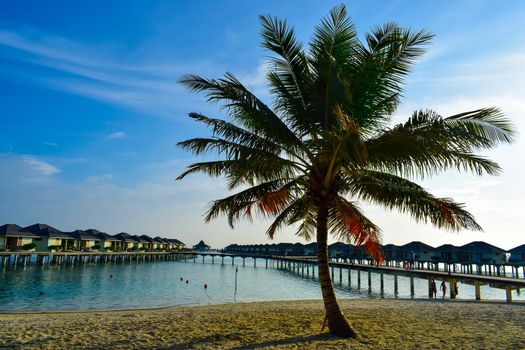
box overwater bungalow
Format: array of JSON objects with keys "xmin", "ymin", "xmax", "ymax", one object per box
[
  {"xmin": 164, "ymin": 238, "xmax": 180, "ymax": 250},
  {"xmin": 329, "ymin": 242, "xmax": 349, "ymax": 259},
  {"xmin": 193, "ymin": 240, "xmax": 210, "ymax": 251},
  {"xmin": 0, "ymin": 224, "xmax": 38, "ymax": 251},
  {"xmin": 88, "ymin": 229, "xmax": 121, "ymax": 251},
  {"xmin": 508, "ymin": 244, "xmax": 525, "ymax": 266},
  {"xmin": 224, "ymin": 244, "xmax": 238, "ymax": 254},
  {"xmin": 114, "ymin": 232, "xmax": 135, "ymax": 250},
  {"xmin": 303, "ymin": 243, "xmax": 317, "ymax": 256},
  {"xmin": 382, "ymin": 244, "xmax": 403, "ymax": 265},
  {"xmin": 399, "ymin": 241, "xmax": 435, "ymax": 263},
  {"xmin": 137, "ymin": 235, "xmax": 154, "ymax": 251},
  {"xmin": 434, "ymin": 244, "xmax": 461, "ymax": 264},
  {"xmin": 457, "ymin": 241, "xmax": 507, "ymax": 265},
  {"xmin": 152, "ymin": 237, "xmax": 165, "ymax": 250},
  {"xmin": 24, "ymin": 223, "xmax": 75, "ymax": 251},
  {"xmin": 155, "ymin": 237, "xmax": 170, "ymax": 251},
  {"xmin": 68, "ymin": 230, "xmax": 99, "ymax": 250},
  {"xmin": 508, "ymin": 244, "xmax": 525, "ymax": 277},
  {"xmin": 131, "ymin": 235, "xmax": 149, "ymax": 250}
]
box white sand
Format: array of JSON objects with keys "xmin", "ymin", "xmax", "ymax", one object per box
[{"xmin": 1, "ymin": 299, "xmax": 524, "ymax": 349}]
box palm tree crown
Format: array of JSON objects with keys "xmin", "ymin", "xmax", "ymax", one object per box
[{"xmin": 177, "ymin": 4, "xmax": 515, "ymax": 338}]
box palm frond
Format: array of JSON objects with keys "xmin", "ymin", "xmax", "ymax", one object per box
[
  {"xmin": 265, "ymin": 195, "xmax": 315, "ymax": 239},
  {"xmin": 179, "ymin": 73, "xmax": 306, "ymax": 153},
  {"xmin": 443, "ymin": 108, "xmax": 516, "ymax": 145},
  {"xmin": 329, "ymin": 196, "xmax": 383, "ymax": 262},
  {"xmin": 346, "ymin": 170, "xmax": 482, "ymax": 231},
  {"xmin": 206, "ymin": 178, "xmax": 304, "ymax": 227},
  {"xmin": 348, "ymin": 24, "xmax": 433, "ymax": 131},
  {"xmin": 259, "ymin": 14, "xmax": 311, "ymax": 126},
  {"xmin": 176, "ymin": 158, "xmax": 296, "ymax": 189},
  {"xmin": 366, "ymin": 108, "xmax": 514, "ymax": 178}
]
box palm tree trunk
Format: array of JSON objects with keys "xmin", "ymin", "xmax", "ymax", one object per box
[{"xmin": 316, "ymin": 199, "xmax": 358, "ymax": 338}]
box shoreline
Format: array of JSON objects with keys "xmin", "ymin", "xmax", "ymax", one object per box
[
  {"xmin": 1, "ymin": 299, "xmax": 524, "ymax": 349},
  {"xmin": 1, "ymin": 296, "xmax": 523, "ymax": 315}
]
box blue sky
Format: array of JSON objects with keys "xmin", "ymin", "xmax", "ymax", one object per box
[{"xmin": 1, "ymin": 1, "xmax": 524, "ymax": 249}]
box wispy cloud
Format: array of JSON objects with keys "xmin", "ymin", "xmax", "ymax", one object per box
[
  {"xmin": 0, "ymin": 29, "xmax": 211, "ymax": 118},
  {"xmin": 410, "ymin": 50, "xmax": 525, "ymax": 87},
  {"xmin": 21, "ymin": 156, "xmax": 60, "ymax": 176},
  {"xmin": 108, "ymin": 131, "xmax": 126, "ymax": 139}
]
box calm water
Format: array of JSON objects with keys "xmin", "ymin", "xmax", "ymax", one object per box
[{"xmin": 0, "ymin": 256, "xmax": 523, "ymax": 312}]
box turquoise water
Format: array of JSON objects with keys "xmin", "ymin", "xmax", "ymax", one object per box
[{"xmin": 0, "ymin": 256, "xmax": 523, "ymax": 312}]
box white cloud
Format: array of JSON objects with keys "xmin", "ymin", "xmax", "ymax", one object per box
[
  {"xmin": 21, "ymin": 156, "xmax": 60, "ymax": 176},
  {"xmin": 108, "ymin": 131, "xmax": 126, "ymax": 139}
]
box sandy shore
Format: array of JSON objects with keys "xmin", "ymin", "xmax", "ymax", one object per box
[{"xmin": 1, "ymin": 299, "xmax": 524, "ymax": 349}]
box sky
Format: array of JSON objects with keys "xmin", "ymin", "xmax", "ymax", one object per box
[{"xmin": 0, "ymin": 0, "xmax": 524, "ymax": 250}]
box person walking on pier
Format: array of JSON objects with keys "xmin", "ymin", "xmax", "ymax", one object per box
[{"xmin": 440, "ymin": 281, "xmax": 447, "ymax": 299}]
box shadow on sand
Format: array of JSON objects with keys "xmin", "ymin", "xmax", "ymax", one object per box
[{"xmin": 163, "ymin": 333, "xmax": 337, "ymax": 349}]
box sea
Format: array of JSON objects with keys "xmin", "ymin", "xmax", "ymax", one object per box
[{"xmin": 0, "ymin": 256, "xmax": 523, "ymax": 312}]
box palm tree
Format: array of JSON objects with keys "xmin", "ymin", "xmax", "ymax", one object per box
[{"xmin": 177, "ymin": 5, "xmax": 515, "ymax": 338}]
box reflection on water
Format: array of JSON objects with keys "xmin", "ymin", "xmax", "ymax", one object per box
[{"xmin": 0, "ymin": 256, "xmax": 523, "ymax": 312}]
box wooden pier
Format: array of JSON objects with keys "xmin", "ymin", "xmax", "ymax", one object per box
[
  {"xmin": 0, "ymin": 251, "xmax": 190, "ymax": 267},
  {"xmin": 2, "ymin": 251, "xmax": 524, "ymax": 302},
  {"xmin": 178, "ymin": 252, "xmax": 525, "ymax": 303}
]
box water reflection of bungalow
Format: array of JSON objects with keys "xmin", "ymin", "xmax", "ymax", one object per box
[
  {"xmin": 114, "ymin": 232, "xmax": 135, "ymax": 250},
  {"xmin": 457, "ymin": 241, "xmax": 507, "ymax": 265},
  {"xmin": 24, "ymin": 223, "xmax": 75, "ymax": 251},
  {"xmin": 193, "ymin": 240, "xmax": 210, "ymax": 251},
  {"xmin": 0, "ymin": 224, "xmax": 38, "ymax": 250}
]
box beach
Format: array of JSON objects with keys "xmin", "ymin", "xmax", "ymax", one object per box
[{"xmin": 1, "ymin": 299, "xmax": 523, "ymax": 349}]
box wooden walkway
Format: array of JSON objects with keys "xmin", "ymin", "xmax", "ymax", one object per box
[
  {"xmin": 0, "ymin": 251, "xmax": 189, "ymax": 266},
  {"xmin": 1, "ymin": 250, "xmax": 524, "ymax": 302},
  {"xmin": 178, "ymin": 252, "xmax": 525, "ymax": 302}
]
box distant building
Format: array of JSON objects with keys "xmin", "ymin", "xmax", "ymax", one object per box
[
  {"xmin": 508, "ymin": 244, "xmax": 525, "ymax": 266},
  {"xmin": 0, "ymin": 224, "xmax": 38, "ymax": 250},
  {"xmin": 24, "ymin": 223, "xmax": 74, "ymax": 251},
  {"xmin": 457, "ymin": 241, "xmax": 507, "ymax": 265},
  {"xmin": 193, "ymin": 240, "xmax": 211, "ymax": 251}
]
